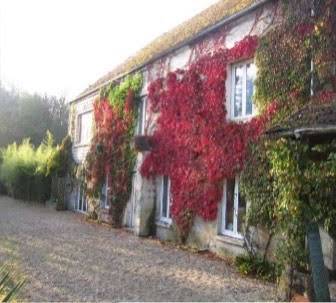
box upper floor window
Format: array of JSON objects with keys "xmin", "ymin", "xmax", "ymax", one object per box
[
  {"xmin": 137, "ymin": 97, "xmax": 147, "ymax": 135},
  {"xmin": 76, "ymin": 111, "xmax": 93, "ymax": 145},
  {"xmin": 160, "ymin": 176, "xmax": 171, "ymax": 223},
  {"xmin": 231, "ymin": 61, "xmax": 256, "ymax": 119},
  {"xmin": 220, "ymin": 176, "xmax": 246, "ymax": 239}
]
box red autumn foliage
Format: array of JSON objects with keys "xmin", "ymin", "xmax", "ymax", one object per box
[
  {"xmin": 86, "ymin": 91, "xmax": 136, "ymax": 227},
  {"xmin": 314, "ymin": 89, "xmax": 336, "ymax": 104},
  {"xmin": 295, "ymin": 23, "xmax": 314, "ymax": 38},
  {"xmin": 141, "ymin": 36, "xmax": 275, "ymax": 233},
  {"xmin": 125, "ymin": 90, "xmax": 135, "ymax": 113}
]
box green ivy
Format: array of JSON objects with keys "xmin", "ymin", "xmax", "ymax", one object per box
[
  {"xmin": 242, "ymin": 0, "xmax": 336, "ymax": 286},
  {"xmin": 101, "ymin": 74, "xmax": 143, "ymax": 113},
  {"xmin": 85, "ymin": 74, "xmax": 143, "ymax": 226}
]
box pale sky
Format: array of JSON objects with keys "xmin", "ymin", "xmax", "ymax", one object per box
[{"xmin": 0, "ymin": 0, "xmax": 218, "ymax": 100}]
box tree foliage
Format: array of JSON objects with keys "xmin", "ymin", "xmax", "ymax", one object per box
[{"xmin": 0, "ymin": 132, "xmax": 69, "ymax": 202}]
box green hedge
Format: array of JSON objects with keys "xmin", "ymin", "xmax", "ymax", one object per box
[{"xmin": 0, "ymin": 132, "xmax": 66, "ymax": 202}]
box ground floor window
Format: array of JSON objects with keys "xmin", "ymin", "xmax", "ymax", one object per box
[
  {"xmin": 76, "ymin": 184, "xmax": 88, "ymax": 213},
  {"xmin": 220, "ymin": 176, "xmax": 246, "ymax": 238},
  {"xmin": 101, "ymin": 176, "xmax": 109, "ymax": 209},
  {"xmin": 160, "ymin": 176, "xmax": 171, "ymax": 223}
]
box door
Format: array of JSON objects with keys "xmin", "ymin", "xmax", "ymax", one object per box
[
  {"xmin": 75, "ymin": 184, "xmax": 87, "ymax": 213},
  {"xmin": 126, "ymin": 173, "xmax": 137, "ymax": 228}
]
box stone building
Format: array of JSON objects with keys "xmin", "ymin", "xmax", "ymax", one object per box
[{"xmin": 67, "ymin": 0, "xmax": 336, "ymax": 268}]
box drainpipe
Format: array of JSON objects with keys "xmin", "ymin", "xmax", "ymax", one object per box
[
  {"xmin": 305, "ymin": 2, "xmax": 331, "ymax": 301},
  {"xmin": 310, "ymin": 2, "xmax": 315, "ymax": 97}
]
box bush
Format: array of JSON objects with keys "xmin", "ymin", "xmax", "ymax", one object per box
[
  {"xmin": 235, "ymin": 254, "xmax": 280, "ymax": 283},
  {"xmin": 0, "ymin": 131, "xmax": 62, "ymax": 202}
]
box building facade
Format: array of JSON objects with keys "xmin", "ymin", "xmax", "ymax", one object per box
[{"xmin": 67, "ymin": 0, "xmax": 336, "ymax": 268}]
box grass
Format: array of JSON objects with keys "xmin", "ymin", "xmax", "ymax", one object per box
[{"xmin": 0, "ymin": 265, "xmax": 24, "ymax": 302}]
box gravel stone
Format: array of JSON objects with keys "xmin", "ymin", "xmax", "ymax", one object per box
[{"xmin": 0, "ymin": 196, "xmax": 276, "ymax": 302}]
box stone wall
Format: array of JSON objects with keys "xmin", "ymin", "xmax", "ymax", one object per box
[
  {"xmin": 122, "ymin": 152, "xmax": 156, "ymax": 236},
  {"xmin": 320, "ymin": 228, "xmax": 336, "ymax": 271}
]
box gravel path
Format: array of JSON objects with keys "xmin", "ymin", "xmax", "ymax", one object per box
[{"xmin": 0, "ymin": 196, "xmax": 275, "ymax": 302}]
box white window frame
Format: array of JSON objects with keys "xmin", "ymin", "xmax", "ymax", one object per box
[
  {"xmin": 137, "ymin": 97, "xmax": 147, "ymax": 135},
  {"xmin": 220, "ymin": 175, "xmax": 244, "ymax": 239},
  {"xmin": 75, "ymin": 114, "xmax": 82, "ymax": 144},
  {"xmin": 230, "ymin": 60, "xmax": 256, "ymax": 120},
  {"xmin": 160, "ymin": 176, "xmax": 172, "ymax": 224},
  {"xmin": 76, "ymin": 110, "xmax": 93, "ymax": 145}
]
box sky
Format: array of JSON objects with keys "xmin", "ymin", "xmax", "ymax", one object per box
[{"xmin": 0, "ymin": 0, "xmax": 218, "ymax": 100}]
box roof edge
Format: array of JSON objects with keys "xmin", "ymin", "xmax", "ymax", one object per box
[{"xmin": 70, "ymin": 0, "xmax": 271, "ymax": 104}]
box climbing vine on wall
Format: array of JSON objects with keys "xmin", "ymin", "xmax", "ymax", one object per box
[
  {"xmin": 241, "ymin": 0, "xmax": 336, "ymax": 279},
  {"xmin": 69, "ymin": 104, "xmax": 77, "ymax": 140},
  {"xmin": 255, "ymin": 0, "xmax": 335, "ymax": 118},
  {"xmin": 141, "ymin": 36, "xmax": 277, "ymax": 239},
  {"xmin": 85, "ymin": 74, "xmax": 143, "ymax": 227}
]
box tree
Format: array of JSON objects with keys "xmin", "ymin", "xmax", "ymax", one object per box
[{"xmin": 0, "ymin": 86, "xmax": 68, "ymax": 147}]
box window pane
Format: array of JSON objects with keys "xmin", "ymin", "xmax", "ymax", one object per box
[
  {"xmin": 101, "ymin": 182, "xmax": 107, "ymax": 208},
  {"xmin": 246, "ymin": 63, "xmax": 256, "ymax": 116},
  {"xmin": 137, "ymin": 99, "xmax": 144, "ymax": 135},
  {"xmin": 162, "ymin": 176, "xmax": 169, "ymax": 218},
  {"xmin": 80, "ymin": 112, "xmax": 93, "ymax": 144},
  {"xmin": 76, "ymin": 116, "xmax": 82, "ymax": 143},
  {"xmin": 233, "ymin": 66, "xmax": 244, "ymax": 117},
  {"xmin": 79, "ymin": 186, "xmax": 83, "ymax": 210},
  {"xmin": 76, "ymin": 186, "xmax": 80, "ymax": 210},
  {"xmin": 225, "ymin": 179, "xmax": 235, "ymax": 231},
  {"xmin": 237, "ymin": 185, "xmax": 246, "ymax": 234},
  {"xmin": 83, "ymin": 195, "xmax": 87, "ymax": 212}
]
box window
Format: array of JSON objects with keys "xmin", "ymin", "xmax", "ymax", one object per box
[
  {"xmin": 137, "ymin": 97, "xmax": 147, "ymax": 135},
  {"xmin": 220, "ymin": 176, "xmax": 246, "ymax": 238},
  {"xmin": 101, "ymin": 176, "xmax": 109, "ymax": 209},
  {"xmin": 231, "ymin": 61, "xmax": 256, "ymax": 119},
  {"xmin": 160, "ymin": 176, "xmax": 171, "ymax": 223},
  {"xmin": 76, "ymin": 185, "xmax": 88, "ymax": 213},
  {"xmin": 76, "ymin": 111, "xmax": 93, "ymax": 145}
]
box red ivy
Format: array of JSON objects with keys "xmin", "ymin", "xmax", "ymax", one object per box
[
  {"xmin": 86, "ymin": 91, "xmax": 136, "ymax": 226},
  {"xmin": 314, "ymin": 89, "xmax": 336, "ymax": 104},
  {"xmin": 141, "ymin": 36, "xmax": 275, "ymax": 233}
]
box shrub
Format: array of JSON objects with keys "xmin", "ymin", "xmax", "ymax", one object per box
[
  {"xmin": 235, "ymin": 254, "xmax": 280, "ymax": 283},
  {"xmin": 49, "ymin": 136, "xmax": 73, "ymax": 210},
  {"xmin": 0, "ymin": 131, "xmax": 61, "ymax": 202}
]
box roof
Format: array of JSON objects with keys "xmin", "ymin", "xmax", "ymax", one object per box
[
  {"xmin": 74, "ymin": 0, "xmax": 268, "ymax": 102},
  {"xmin": 266, "ymin": 101, "xmax": 336, "ymax": 139}
]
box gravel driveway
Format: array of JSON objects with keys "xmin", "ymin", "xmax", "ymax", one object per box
[{"xmin": 0, "ymin": 196, "xmax": 275, "ymax": 302}]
